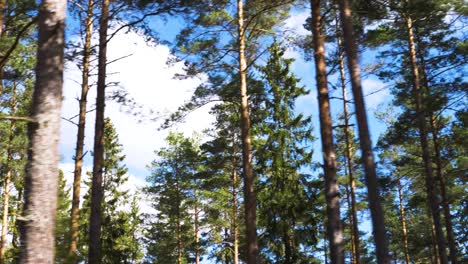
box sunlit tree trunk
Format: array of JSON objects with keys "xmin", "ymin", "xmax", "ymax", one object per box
[
  {"xmin": 69, "ymin": 0, "xmax": 94, "ymax": 260},
  {"xmin": 396, "ymin": 179, "xmax": 410, "ymax": 264},
  {"xmin": 236, "ymin": 1, "xmax": 258, "ymax": 263},
  {"xmin": 0, "ymin": 82, "xmax": 16, "ymax": 264},
  {"xmin": 231, "ymin": 142, "xmax": 239, "ymax": 264},
  {"xmin": 404, "ymin": 11, "xmax": 448, "ymax": 264},
  {"xmin": 88, "ymin": 0, "xmax": 109, "ymax": 262},
  {"xmin": 337, "ymin": 0, "xmax": 390, "ymax": 262},
  {"xmin": 19, "ymin": 0, "xmax": 66, "ymax": 262},
  {"xmin": 310, "ymin": 1, "xmax": 344, "ymax": 263}
]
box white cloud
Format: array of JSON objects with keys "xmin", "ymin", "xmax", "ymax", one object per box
[
  {"xmin": 283, "ymin": 11, "xmax": 310, "ymax": 37},
  {"xmin": 60, "ymin": 27, "xmax": 215, "ymax": 179},
  {"xmin": 362, "ymin": 78, "xmax": 390, "ymax": 109}
]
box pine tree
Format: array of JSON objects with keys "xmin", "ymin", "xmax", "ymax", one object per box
[
  {"xmin": 144, "ymin": 132, "xmax": 201, "ymax": 264},
  {"xmin": 79, "ymin": 118, "xmax": 142, "ymax": 263},
  {"xmin": 20, "ymin": 0, "xmax": 66, "ymax": 262},
  {"xmin": 55, "ymin": 170, "xmax": 72, "ymax": 263}
]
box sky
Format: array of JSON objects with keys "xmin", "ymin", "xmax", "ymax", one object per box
[{"xmin": 59, "ymin": 6, "xmax": 392, "ymax": 262}]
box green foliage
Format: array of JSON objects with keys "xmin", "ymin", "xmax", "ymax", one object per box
[
  {"xmin": 78, "ymin": 118, "xmax": 142, "ymax": 263},
  {"xmin": 256, "ymin": 42, "xmax": 319, "ymax": 263}
]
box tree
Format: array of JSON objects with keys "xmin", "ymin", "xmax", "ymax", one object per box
[
  {"xmin": 79, "ymin": 118, "xmax": 142, "ymax": 263},
  {"xmin": 337, "ymin": 0, "xmax": 390, "ymax": 262},
  {"xmin": 88, "ymin": 0, "xmax": 110, "ymax": 262},
  {"xmin": 55, "ymin": 170, "xmax": 72, "ymax": 263},
  {"xmin": 256, "ymin": 42, "xmax": 319, "ymax": 263},
  {"xmin": 68, "ymin": 0, "xmax": 95, "ymax": 260},
  {"xmin": 310, "ymin": 1, "xmax": 344, "ymax": 262},
  {"xmin": 144, "ymin": 132, "xmax": 201, "ymax": 264},
  {"xmin": 19, "ymin": 0, "xmax": 66, "ymax": 262}
]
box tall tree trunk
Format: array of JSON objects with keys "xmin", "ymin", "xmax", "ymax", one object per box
[
  {"xmin": 19, "ymin": 0, "xmax": 66, "ymax": 262},
  {"xmin": 310, "ymin": 1, "xmax": 344, "ymax": 263},
  {"xmin": 396, "ymin": 179, "xmax": 410, "ymax": 264},
  {"xmin": 0, "ymin": 0, "xmax": 5, "ymax": 97},
  {"xmin": 194, "ymin": 183, "xmax": 200, "ymax": 264},
  {"xmin": 337, "ymin": 27, "xmax": 360, "ymax": 264},
  {"xmin": 69, "ymin": 0, "xmax": 94, "ymax": 260},
  {"xmin": 231, "ymin": 145, "xmax": 239, "ymax": 264},
  {"xmin": 236, "ymin": 1, "xmax": 258, "ymax": 263},
  {"xmin": 430, "ymin": 218, "xmax": 440, "ymax": 264},
  {"xmin": 0, "ymin": 81, "xmax": 16, "ymax": 264},
  {"xmin": 175, "ymin": 173, "xmax": 182, "ymax": 264},
  {"xmin": 404, "ymin": 12, "xmax": 448, "ymax": 264},
  {"xmin": 88, "ymin": 0, "xmax": 109, "ymax": 262},
  {"xmin": 415, "ymin": 29, "xmax": 458, "ymax": 262},
  {"xmin": 430, "ymin": 117, "xmax": 457, "ymax": 263},
  {"xmin": 344, "ymin": 184, "xmax": 356, "ymax": 264},
  {"xmin": 337, "ymin": 0, "xmax": 390, "ymax": 262}
]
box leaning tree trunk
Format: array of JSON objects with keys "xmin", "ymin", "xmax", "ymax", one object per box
[
  {"xmin": 337, "ymin": 26, "xmax": 360, "ymax": 264},
  {"xmin": 310, "ymin": 1, "xmax": 344, "ymax": 263},
  {"xmin": 69, "ymin": 0, "xmax": 94, "ymax": 260},
  {"xmin": 337, "ymin": 0, "xmax": 390, "ymax": 262},
  {"xmin": 236, "ymin": 1, "xmax": 258, "ymax": 263},
  {"xmin": 88, "ymin": 0, "xmax": 109, "ymax": 262},
  {"xmin": 404, "ymin": 13, "xmax": 448, "ymax": 264},
  {"xmin": 0, "ymin": 82, "xmax": 16, "ymax": 264},
  {"xmin": 19, "ymin": 0, "xmax": 66, "ymax": 262}
]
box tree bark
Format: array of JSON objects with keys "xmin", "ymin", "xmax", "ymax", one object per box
[
  {"xmin": 236, "ymin": 1, "xmax": 258, "ymax": 263},
  {"xmin": 231, "ymin": 145, "xmax": 239, "ymax": 264},
  {"xmin": 395, "ymin": 178, "xmax": 410, "ymax": 264},
  {"xmin": 430, "ymin": 117, "xmax": 457, "ymax": 264},
  {"xmin": 0, "ymin": 0, "xmax": 6, "ymax": 38},
  {"xmin": 68, "ymin": 0, "xmax": 94, "ymax": 260},
  {"xmin": 336, "ymin": 0, "xmax": 390, "ymax": 262},
  {"xmin": 404, "ymin": 13, "xmax": 448, "ymax": 264},
  {"xmin": 194, "ymin": 183, "xmax": 200, "ymax": 264},
  {"xmin": 88, "ymin": 0, "xmax": 109, "ymax": 262},
  {"xmin": 310, "ymin": 1, "xmax": 344, "ymax": 263},
  {"xmin": 337, "ymin": 27, "xmax": 360, "ymax": 264},
  {"xmin": 0, "ymin": 81, "xmax": 16, "ymax": 264},
  {"xmin": 19, "ymin": 0, "xmax": 66, "ymax": 262}
]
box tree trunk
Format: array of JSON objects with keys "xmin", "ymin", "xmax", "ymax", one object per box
[
  {"xmin": 68, "ymin": 0, "xmax": 94, "ymax": 260},
  {"xmin": 396, "ymin": 179, "xmax": 410, "ymax": 264},
  {"xmin": 430, "ymin": 218, "xmax": 440, "ymax": 264},
  {"xmin": 0, "ymin": 0, "xmax": 6, "ymax": 38},
  {"xmin": 404, "ymin": 13, "xmax": 448, "ymax": 264},
  {"xmin": 19, "ymin": 0, "xmax": 66, "ymax": 262},
  {"xmin": 337, "ymin": 27, "xmax": 360, "ymax": 264},
  {"xmin": 430, "ymin": 117, "xmax": 457, "ymax": 263},
  {"xmin": 310, "ymin": 1, "xmax": 344, "ymax": 263},
  {"xmin": 0, "ymin": 81, "xmax": 16, "ymax": 264},
  {"xmin": 88, "ymin": 0, "xmax": 109, "ymax": 262},
  {"xmin": 194, "ymin": 183, "xmax": 200, "ymax": 264},
  {"xmin": 336, "ymin": 0, "xmax": 390, "ymax": 262},
  {"xmin": 231, "ymin": 145, "xmax": 239, "ymax": 264},
  {"xmin": 176, "ymin": 173, "xmax": 182, "ymax": 264},
  {"xmin": 236, "ymin": 1, "xmax": 258, "ymax": 263}
]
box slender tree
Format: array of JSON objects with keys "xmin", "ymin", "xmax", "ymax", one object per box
[
  {"xmin": 68, "ymin": 0, "xmax": 95, "ymax": 260},
  {"xmin": 337, "ymin": 0, "xmax": 390, "ymax": 262},
  {"xmin": 19, "ymin": 0, "xmax": 66, "ymax": 262},
  {"xmin": 310, "ymin": 0, "xmax": 344, "ymax": 263},
  {"xmin": 404, "ymin": 10, "xmax": 447, "ymax": 263},
  {"xmin": 0, "ymin": 82, "xmax": 16, "ymax": 264},
  {"xmin": 88, "ymin": 0, "xmax": 109, "ymax": 262}
]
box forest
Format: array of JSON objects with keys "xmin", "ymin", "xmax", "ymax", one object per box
[{"xmin": 0, "ymin": 0, "xmax": 466, "ymax": 263}]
